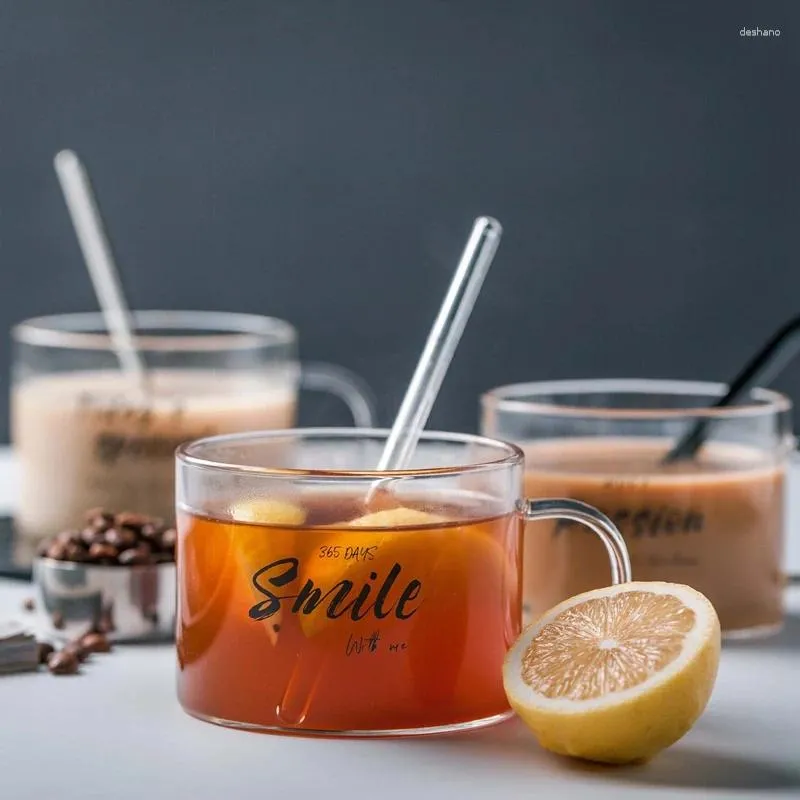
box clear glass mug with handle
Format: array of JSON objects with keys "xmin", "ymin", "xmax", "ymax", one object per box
[
  {"xmin": 11, "ymin": 311, "xmax": 375, "ymax": 548},
  {"xmin": 481, "ymin": 378, "xmax": 792, "ymax": 636},
  {"xmin": 176, "ymin": 428, "xmax": 631, "ymax": 736}
]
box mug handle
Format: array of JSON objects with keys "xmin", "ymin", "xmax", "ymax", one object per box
[
  {"xmin": 519, "ymin": 498, "xmax": 632, "ymax": 586},
  {"xmin": 299, "ymin": 362, "xmax": 376, "ymax": 428}
]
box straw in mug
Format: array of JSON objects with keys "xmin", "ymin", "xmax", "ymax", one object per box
[
  {"xmin": 376, "ymin": 216, "xmax": 503, "ymax": 471},
  {"xmin": 54, "ymin": 149, "xmax": 148, "ymax": 388},
  {"xmin": 276, "ymin": 216, "xmax": 503, "ymax": 725}
]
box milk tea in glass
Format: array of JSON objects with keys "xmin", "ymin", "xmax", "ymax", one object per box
[
  {"xmin": 175, "ymin": 429, "xmax": 630, "ymax": 736},
  {"xmin": 11, "ymin": 312, "xmax": 372, "ymax": 550},
  {"xmin": 482, "ymin": 379, "xmax": 793, "ymax": 637}
]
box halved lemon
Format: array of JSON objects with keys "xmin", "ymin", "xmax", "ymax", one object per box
[{"xmin": 503, "ymin": 581, "xmax": 721, "ymax": 764}]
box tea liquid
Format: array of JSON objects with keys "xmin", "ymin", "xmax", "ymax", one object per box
[
  {"xmin": 522, "ymin": 438, "xmax": 785, "ymax": 633},
  {"xmin": 177, "ymin": 492, "xmax": 521, "ymax": 733}
]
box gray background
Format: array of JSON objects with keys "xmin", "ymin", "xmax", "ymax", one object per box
[{"xmin": 0, "ymin": 1, "xmax": 798, "ymax": 441}]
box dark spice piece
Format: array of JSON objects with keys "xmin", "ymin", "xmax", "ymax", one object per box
[
  {"xmin": 23, "ymin": 597, "xmax": 36, "ymax": 612},
  {"xmin": 51, "ymin": 611, "xmax": 65, "ymax": 630}
]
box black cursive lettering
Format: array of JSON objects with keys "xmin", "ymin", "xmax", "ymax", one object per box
[{"xmin": 249, "ymin": 558, "xmax": 299, "ymax": 620}]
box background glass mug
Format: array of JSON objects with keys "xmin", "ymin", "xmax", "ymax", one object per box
[
  {"xmin": 176, "ymin": 428, "xmax": 630, "ymax": 736},
  {"xmin": 481, "ymin": 379, "xmax": 793, "ymax": 637},
  {"xmin": 11, "ymin": 311, "xmax": 374, "ymax": 545}
]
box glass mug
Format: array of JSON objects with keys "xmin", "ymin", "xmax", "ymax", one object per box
[
  {"xmin": 11, "ymin": 311, "xmax": 374, "ymax": 547},
  {"xmin": 481, "ymin": 379, "xmax": 793, "ymax": 637},
  {"xmin": 176, "ymin": 428, "xmax": 630, "ymax": 736}
]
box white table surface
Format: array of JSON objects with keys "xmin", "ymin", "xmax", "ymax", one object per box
[{"xmin": 1, "ymin": 448, "xmax": 799, "ymax": 799}]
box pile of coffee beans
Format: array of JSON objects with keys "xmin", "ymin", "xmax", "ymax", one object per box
[
  {"xmin": 37, "ymin": 509, "xmax": 176, "ymax": 566},
  {"xmin": 41, "ymin": 628, "xmax": 113, "ymax": 676}
]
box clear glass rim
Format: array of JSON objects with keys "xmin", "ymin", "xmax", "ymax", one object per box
[
  {"xmin": 481, "ymin": 378, "xmax": 792, "ymax": 419},
  {"xmin": 177, "ymin": 427, "xmax": 524, "ymax": 479},
  {"xmin": 12, "ymin": 311, "xmax": 297, "ymax": 352}
]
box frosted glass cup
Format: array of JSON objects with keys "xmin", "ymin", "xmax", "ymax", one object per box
[{"xmin": 12, "ymin": 311, "xmax": 374, "ymax": 552}]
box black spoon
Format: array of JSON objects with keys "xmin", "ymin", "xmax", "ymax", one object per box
[{"xmin": 664, "ymin": 313, "xmax": 800, "ymax": 463}]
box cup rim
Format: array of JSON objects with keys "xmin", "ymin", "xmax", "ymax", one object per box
[
  {"xmin": 480, "ymin": 378, "xmax": 792, "ymax": 419},
  {"xmin": 176, "ymin": 427, "xmax": 524, "ymax": 478},
  {"xmin": 12, "ymin": 311, "xmax": 297, "ymax": 352}
]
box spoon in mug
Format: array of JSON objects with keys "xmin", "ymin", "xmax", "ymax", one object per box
[{"xmin": 664, "ymin": 313, "xmax": 800, "ymax": 463}]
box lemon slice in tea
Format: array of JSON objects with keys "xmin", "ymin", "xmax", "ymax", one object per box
[
  {"xmin": 231, "ymin": 498, "xmax": 308, "ymax": 645},
  {"xmin": 297, "ymin": 507, "xmax": 444, "ymax": 638},
  {"xmin": 299, "ymin": 506, "xmax": 511, "ymax": 639},
  {"xmin": 503, "ymin": 581, "xmax": 721, "ymax": 764}
]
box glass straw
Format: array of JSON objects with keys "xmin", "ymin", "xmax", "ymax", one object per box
[
  {"xmin": 277, "ymin": 216, "xmax": 503, "ymax": 726},
  {"xmin": 376, "ymin": 216, "xmax": 503, "ymax": 471},
  {"xmin": 54, "ymin": 149, "xmax": 148, "ymax": 389}
]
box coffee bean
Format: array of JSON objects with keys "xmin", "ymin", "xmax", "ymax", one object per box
[
  {"xmin": 37, "ymin": 642, "xmax": 55, "ymax": 664},
  {"xmin": 64, "ymin": 542, "xmax": 89, "ymax": 562},
  {"xmin": 62, "ymin": 642, "xmax": 89, "ymax": 663},
  {"xmin": 56, "ymin": 530, "xmax": 81, "ymax": 545},
  {"xmin": 140, "ymin": 523, "xmax": 161, "ymax": 541},
  {"xmin": 47, "ymin": 650, "xmax": 79, "ymax": 675},
  {"xmin": 23, "ymin": 597, "xmax": 36, "ymax": 612},
  {"xmin": 104, "ymin": 527, "xmax": 138, "ymax": 549},
  {"xmin": 160, "ymin": 528, "xmax": 177, "ymax": 551},
  {"xmin": 88, "ymin": 542, "xmax": 120, "ymax": 562},
  {"xmin": 85, "ymin": 508, "xmax": 114, "ymax": 525},
  {"xmin": 118, "ymin": 546, "xmax": 152, "ymax": 566},
  {"xmin": 45, "ymin": 542, "xmax": 68, "ymax": 560},
  {"xmin": 80, "ymin": 631, "xmax": 112, "ymax": 653},
  {"xmin": 51, "ymin": 611, "xmax": 65, "ymax": 630},
  {"xmin": 115, "ymin": 512, "xmax": 150, "ymax": 531},
  {"xmin": 80, "ymin": 526, "xmax": 106, "ymax": 546}
]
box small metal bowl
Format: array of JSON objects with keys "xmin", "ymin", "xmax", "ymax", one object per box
[{"xmin": 33, "ymin": 558, "xmax": 176, "ymax": 642}]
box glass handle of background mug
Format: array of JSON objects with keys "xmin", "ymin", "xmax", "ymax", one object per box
[
  {"xmin": 299, "ymin": 362, "xmax": 376, "ymax": 428},
  {"xmin": 520, "ymin": 498, "xmax": 633, "ymax": 585}
]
